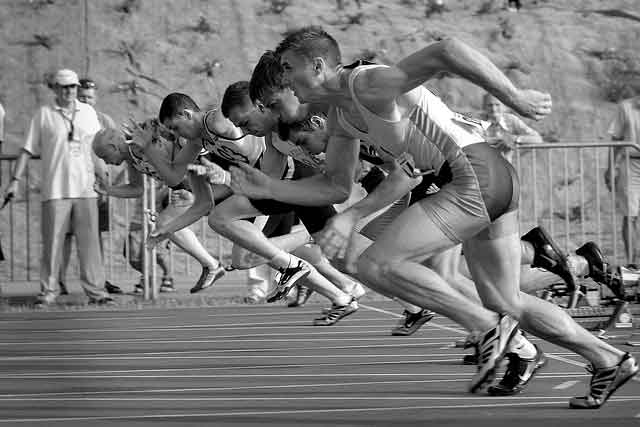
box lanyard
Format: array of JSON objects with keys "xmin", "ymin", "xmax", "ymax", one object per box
[{"xmin": 57, "ymin": 102, "xmax": 77, "ymax": 141}]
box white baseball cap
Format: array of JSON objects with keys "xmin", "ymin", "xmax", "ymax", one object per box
[{"xmin": 54, "ymin": 69, "xmax": 79, "ymax": 86}]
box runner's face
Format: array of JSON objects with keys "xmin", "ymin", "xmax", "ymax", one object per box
[
  {"xmin": 163, "ymin": 113, "xmax": 199, "ymax": 140},
  {"xmin": 263, "ymin": 88, "xmax": 303, "ymax": 124},
  {"xmin": 289, "ymin": 127, "xmax": 328, "ymax": 155},
  {"xmin": 227, "ymin": 104, "xmax": 272, "ymax": 137},
  {"xmin": 279, "ymin": 50, "xmax": 319, "ymax": 103}
]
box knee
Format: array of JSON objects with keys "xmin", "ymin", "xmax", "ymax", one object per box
[
  {"xmin": 207, "ymin": 210, "xmax": 229, "ymax": 231},
  {"xmin": 356, "ymin": 249, "xmax": 395, "ymax": 287}
]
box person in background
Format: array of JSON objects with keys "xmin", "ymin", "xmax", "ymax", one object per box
[
  {"xmin": 482, "ymin": 93, "xmax": 543, "ymax": 163},
  {"xmin": 58, "ymin": 77, "xmax": 123, "ymax": 295},
  {"xmin": 0, "ymin": 69, "xmax": 112, "ymax": 305},
  {"xmin": 606, "ymin": 95, "xmax": 640, "ymax": 267}
]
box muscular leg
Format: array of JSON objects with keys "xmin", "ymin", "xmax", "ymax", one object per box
[
  {"xmin": 354, "ymin": 204, "xmax": 499, "ymax": 333},
  {"xmin": 462, "ymin": 215, "xmax": 625, "ymax": 370}
]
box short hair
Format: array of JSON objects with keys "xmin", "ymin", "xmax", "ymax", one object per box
[
  {"xmin": 79, "ymin": 78, "xmax": 97, "ymax": 90},
  {"xmin": 249, "ymin": 50, "xmax": 286, "ymax": 103},
  {"xmin": 275, "ymin": 26, "xmax": 341, "ymax": 66},
  {"xmin": 277, "ymin": 113, "xmax": 327, "ymax": 141},
  {"xmin": 221, "ymin": 81, "xmax": 251, "ymax": 118},
  {"xmin": 158, "ymin": 92, "xmax": 200, "ymax": 123},
  {"xmin": 92, "ymin": 128, "xmax": 124, "ymax": 157}
]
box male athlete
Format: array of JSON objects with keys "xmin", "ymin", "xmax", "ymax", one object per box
[{"xmin": 229, "ymin": 28, "xmax": 637, "ymax": 407}]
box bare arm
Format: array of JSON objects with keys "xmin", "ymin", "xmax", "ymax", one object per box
[
  {"xmin": 103, "ymin": 164, "xmax": 144, "ymax": 198},
  {"xmin": 230, "ymin": 134, "xmax": 360, "ymax": 206},
  {"xmin": 144, "ymin": 139, "xmax": 203, "ymax": 187},
  {"xmin": 347, "ymin": 159, "xmax": 421, "ymax": 220},
  {"xmin": 152, "ymin": 173, "xmax": 214, "ymax": 237},
  {"xmin": 359, "ymin": 38, "xmax": 551, "ymax": 120}
]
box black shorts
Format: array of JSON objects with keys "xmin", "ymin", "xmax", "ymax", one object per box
[
  {"xmin": 261, "ymin": 212, "xmax": 296, "ymax": 238},
  {"xmin": 249, "ymin": 199, "xmax": 336, "ymax": 234}
]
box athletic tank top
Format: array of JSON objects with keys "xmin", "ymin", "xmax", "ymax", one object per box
[
  {"xmin": 335, "ymin": 64, "xmax": 485, "ymax": 174},
  {"xmin": 128, "ymin": 133, "xmax": 183, "ymax": 182},
  {"xmin": 270, "ymin": 133, "xmax": 325, "ymax": 170},
  {"xmin": 200, "ymin": 109, "xmax": 265, "ymax": 166}
]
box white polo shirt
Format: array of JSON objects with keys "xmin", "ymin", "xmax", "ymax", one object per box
[{"xmin": 23, "ymin": 100, "xmax": 101, "ymax": 201}]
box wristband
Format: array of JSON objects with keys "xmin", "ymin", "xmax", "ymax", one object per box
[{"xmin": 222, "ymin": 170, "xmax": 231, "ymax": 187}]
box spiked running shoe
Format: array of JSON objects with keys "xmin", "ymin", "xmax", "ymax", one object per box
[
  {"xmin": 313, "ymin": 298, "xmax": 359, "ymax": 326},
  {"xmin": 159, "ymin": 277, "xmax": 176, "ymax": 293},
  {"xmin": 469, "ymin": 315, "xmax": 520, "ymax": 393},
  {"xmin": 569, "ymin": 353, "xmax": 639, "ymax": 409},
  {"xmin": 266, "ymin": 260, "xmax": 311, "ymax": 303},
  {"xmin": 488, "ymin": 344, "xmax": 547, "ymax": 396},
  {"xmin": 391, "ymin": 309, "xmax": 436, "ymax": 336},
  {"xmin": 522, "ymin": 226, "xmax": 577, "ymax": 292},
  {"xmin": 190, "ymin": 266, "xmax": 226, "ymax": 294}
]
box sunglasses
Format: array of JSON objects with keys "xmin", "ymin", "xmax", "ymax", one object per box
[{"xmin": 80, "ymin": 81, "xmax": 97, "ymax": 89}]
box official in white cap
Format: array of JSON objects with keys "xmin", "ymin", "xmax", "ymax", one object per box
[{"xmin": 0, "ymin": 68, "xmax": 114, "ymax": 305}]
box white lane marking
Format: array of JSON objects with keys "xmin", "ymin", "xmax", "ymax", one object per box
[
  {"xmin": 5, "ymin": 396, "xmax": 639, "ymax": 402},
  {"xmin": 553, "ymin": 380, "xmax": 580, "ymax": 390},
  {"xmin": 0, "ymin": 354, "xmax": 465, "ymax": 361},
  {"xmin": 0, "ymin": 374, "xmax": 595, "ymax": 397},
  {"xmin": 0, "ymin": 335, "xmax": 463, "ymax": 346},
  {"xmin": 0, "ymin": 373, "xmax": 589, "ymax": 380},
  {"xmin": 0, "ymin": 401, "xmax": 581, "ymax": 424},
  {"xmin": 0, "ymin": 321, "xmax": 396, "ymax": 333},
  {"xmin": 362, "ymin": 305, "xmax": 591, "ymax": 369},
  {"xmin": 0, "ymin": 378, "xmax": 471, "ymax": 397}
]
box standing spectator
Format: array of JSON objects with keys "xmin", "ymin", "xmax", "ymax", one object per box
[
  {"xmin": 1, "ymin": 69, "xmax": 112, "ymax": 305},
  {"xmin": 606, "ymin": 95, "xmax": 640, "ymax": 266},
  {"xmin": 58, "ymin": 77, "xmax": 123, "ymax": 295},
  {"xmin": 481, "ymin": 93, "xmax": 543, "ymax": 163}
]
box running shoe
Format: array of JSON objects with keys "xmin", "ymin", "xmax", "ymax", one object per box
[
  {"xmin": 288, "ymin": 285, "xmax": 314, "ymax": 307},
  {"xmin": 521, "ymin": 226, "xmax": 576, "ymax": 291},
  {"xmin": 190, "ymin": 266, "xmax": 226, "ymax": 294},
  {"xmin": 105, "ymin": 280, "xmax": 123, "ymax": 294},
  {"xmin": 133, "ymin": 282, "xmax": 144, "ymax": 294},
  {"xmin": 58, "ymin": 281, "xmax": 69, "ymax": 296},
  {"xmin": 391, "ymin": 309, "xmax": 435, "ymax": 336},
  {"xmin": 313, "ymin": 298, "xmax": 359, "ymax": 326},
  {"xmin": 160, "ymin": 277, "xmax": 176, "ymax": 293},
  {"xmin": 569, "ymin": 353, "xmax": 639, "ymax": 409},
  {"xmin": 469, "ymin": 315, "xmax": 520, "ymax": 393},
  {"xmin": 487, "ymin": 344, "xmax": 547, "ymax": 396},
  {"xmin": 266, "ymin": 260, "xmax": 311, "ymax": 303}
]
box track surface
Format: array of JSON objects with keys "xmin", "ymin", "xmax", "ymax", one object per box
[{"xmin": 0, "ymin": 301, "xmax": 639, "ymax": 426}]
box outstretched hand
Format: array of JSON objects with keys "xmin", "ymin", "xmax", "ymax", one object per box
[
  {"xmin": 187, "ymin": 157, "xmax": 229, "ymax": 185},
  {"xmin": 229, "ymin": 162, "xmax": 273, "ymax": 199},
  {"xmin": 512, "ymin": 89, "xmax": 552, "ymax": 121},
  {"xmin": 316, "ymin": 210, "xmax": 361, "ymax": 274}
]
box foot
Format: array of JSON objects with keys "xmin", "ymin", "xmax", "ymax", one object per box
[
  {"xmin": 469, "ymin": 315, "xmax": 519, "ymax": 393},
  {"xmin": 521, "ymin": 226, "xmax": 577, "ymax": 292},
  {"xmin": 266, "ymin": 260, "xmax": 311, "ymax": 303},
  {"xmin": 105, "ymin": 280, "xmax": 123, "ymax": 294},
  {"xmin": 487, "ymin": 344, "xmax": 547, "ymax": 396},
  {"xmin": 133, "ymin": 282, "xmax": 144, "ymax": 294},
  {"xmin": 190, "ymin": 266, "xmax": 226, "ymax": 294},
  {"xmin": 159, "ymin": 277, "xmax": 176, "ymax": 293},
  {"xmin": 569, "ymin": 353, "xmax": 639, "ymax": 409},
  {"xmin": 243, "ymin": 292, "xmax": 265, "ymax": 304},
  {"xmin": 350, "ymin": 282, "xmax": 366, "ymax": 300},
  {"xmin": 288, "ymin": 285, "xmax": 314, "ymax": 307},
  {"xmin": 391, "ymin": 309, "xmax": 435, "ymax": 336},
  {"xmin": 88, "ymin": 296, "xmax": 116, "ymax": 306},
  {"xmin": 35, "ymin": 291, "xmax": 57, "ymax": 306},
  {"xmin": 313, "ymin": 298, "xmax": 359, "ymax": 326},
  {"xmin": 58, "ymin": 281, "xmax": 69, "ymax": 296}
]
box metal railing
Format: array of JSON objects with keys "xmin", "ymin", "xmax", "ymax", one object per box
[
  {"xmin": 0, "ymin": 155, "xmax": 235, "ymax": 298},
  {"xmin": 515, "ymin": 141, "xmax": 640, "ymax": 265}
]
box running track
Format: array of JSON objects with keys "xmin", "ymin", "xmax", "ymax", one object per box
[{"xmin": 0, "ymin": 301, "xmax": 638, "ymax": 426}]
